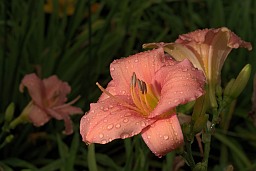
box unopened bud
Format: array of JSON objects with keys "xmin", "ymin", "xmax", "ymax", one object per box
[
  {"xmin": 215, "ymin": 84, "xmax": 222, "ymax": 98},
  {"xmin": 4, "ymin": 103, "xmax": 15, "ymax": 123},
  {"xmin": 229, "ymin": 64, "xmax": 251, "ymax": 99},
  {"xmin": 193, "ymin": 114, "xmax": 208, "ymax": 134},
  {"xmin": 193, "ymin": 162, "xmax": 207, "ymax": 171},
  {"xmin": 224, "ymin": 79, "xmax": 235, "ymax": 97}
]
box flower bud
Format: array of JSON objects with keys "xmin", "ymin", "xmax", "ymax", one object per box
[
  {"xmin": 229, "ymin": 64, "xmax": 251, "ymax": 99},
  {"xmin": 223, "ymin": 79, "xmax": 235, "ymax": 97},
  {"xmin": 193, "ymin": 162, "xmax": 207, "ymax": 171},
  {"xmin": 4, "ymin": 103, "xmax": 15, "ymax": 123},
  {"xmin": 215, "ymin": 84, "xmax": 223, "ymax": 98},
  {"xmin": 192, "ymin": 114, "xmax": 208, "ymax": 134}
]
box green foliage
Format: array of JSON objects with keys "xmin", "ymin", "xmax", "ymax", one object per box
[{"xmin": 0, "ymin": 0, "xmax": 255, "ymax": 170}]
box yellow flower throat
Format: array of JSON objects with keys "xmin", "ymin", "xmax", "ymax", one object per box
[{"xmin": 96, "ymin": 72, "xmax": 159, "ymax": 116}]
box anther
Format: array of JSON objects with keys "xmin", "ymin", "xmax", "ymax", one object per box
[
  {"xmin": 142, "ymin": 81, "xmax": 147, "ymax": 94},
  {"xmin": 131, "ymin": 72, "xmax": 137, "ymax": 87},
  {"xmin": 137, "ymin": 80, "xmax": 143, "ymax": 93}
]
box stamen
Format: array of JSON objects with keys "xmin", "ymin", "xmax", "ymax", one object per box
[
  {"xmin": 96, "ymin": 82, "xmax": 140, "ymax": 113},
  {"xmin": 137, "ymin": 79, "xmax": 142, "ymax": 93},
  {"xmin": 142, "ymin": 81, "xmax": 147, "ymax": 94},
  {"xmin": 130, "ymin": 82, "xmax": 147, "ymax": 115},
  {"xmin": 131, "ymin": 72, "xmax": 137, "ymax": 87}
]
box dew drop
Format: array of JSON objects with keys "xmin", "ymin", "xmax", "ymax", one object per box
[
  {"xmin": 124, "ymin": 113, "xmax": 132, "ymax": 117},
  {"xmin": 141, "ymin": 121, "xmax": 146, "ymax": 127},
  {"xmin": 134, "ymin": 59, "xmax": 139, "ymax": 63},
  {"xmin": 107, "ymin": 124, "xmax": 114, "ymax": 130},
  {"xmin": 121, "ymin": 133, "xmax": 130, "ymax": 139},
  {"xmin": 174, "ymin": 99, "xmax": 179, "ymax": 103},
  {"xmin": 103, "ymin": 107, "xmax": 109, "ymax": 111},
  {"xmin": 123, "ymin": 118, "xmax": 129, "ymax": 123},
  {"xmin": 103, "ymin": 119, "xmax": 108, "ymax": 123},
  {"xmin": 110, "ymin": 67, "xmax": 115, "ymax": 71},
  {"xmin": 182, "ymin": 68, "xmax": 188, "ymax": 72},
  {"xmin": 163, "ymin": 135, "xmax": 169, "ymax": 140},
  {"xmin": 147, "ymin": 135, "xmax": 151, "ymax": 139},
  {"xmin": 101, "ymin": 139, "xmax": 107, "ymax": 144},
  {"xmin": 99, "ymin": 133, "xmax": 104, "ymax": 138},
  {"xmin": 115, "ymin": 124, "xmax": 121, "ymax": 128}
]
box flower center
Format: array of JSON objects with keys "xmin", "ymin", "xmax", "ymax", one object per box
[
  {"xmin": 130, "ymin": 72, "xmax": 159, "ymax": 116},
  {"xmin": 96, "ymin": 72, "xmax": 160, "ymax": 117}
]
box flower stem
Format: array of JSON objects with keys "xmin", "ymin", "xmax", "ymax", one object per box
[
  {"xmin": 185, "ymin": 141, "xmax": 196, "ymax": 169},
  {"xmin": 88, "ymin": 144, "xmax": 98, "ymax": 171}
]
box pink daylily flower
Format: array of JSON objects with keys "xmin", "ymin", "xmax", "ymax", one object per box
[
  {"xmin": 80, "ymin": 48, "xmax": 205, "ymax": 157},
  {"xmin": 143, "ymin": 27, "xmax": 252, "ymax": 107},
  {"xmin": 19, "ymin": 73, "xmax": 83, "ymax": 134}
]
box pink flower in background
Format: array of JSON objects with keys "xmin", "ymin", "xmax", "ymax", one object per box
[
  {"xmin": 19, "ymin": 73, "xmax": 83, "ymax": 134},
  {"xmin": 80, "ymin": 48, "xmax": 205, "ymax": 157},
  {"xmin": 143, "ymin": 27, "xmax": 252, "ymax": 107}
]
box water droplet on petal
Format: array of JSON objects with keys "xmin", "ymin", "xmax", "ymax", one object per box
[
  {"xmin": 124, "ymin": 113, "xmax": 132, "ymax": 117},
  {"xmin": 107, "ymin": 124, "xmax": 114, "ymax": 130},
  {"xmin": 115, "ymin": 124, "xmax": 121, "ymax": 128},
  {"xmin": 103, "ymin": 107, "xmax": 109, "ymax": 111},
  {"xmin": 147, "ymin": 135, "xmax": 151, "ymax": 139},
  {"xmin": 101, "ymin": 139, "xmax": 107, "ymax": 144},
  {"xmin": 141, "ymin": 121, "xmax": 146, "ymax": 127},
  {"xmin": 163, "ymin": 135, "xmax": 169, "ymax": 140},
  {"xmin": 182, "ymin": 68, "xmax": 188, "ymax": 72},
  {"xmin": 121, "ymin": 133, "xmax": 130, "ymax": 139},
  {"xmin": 99, "ymin": 133, "xmax": 104, "ymax": 138},
  {"xmin": 123, "ymin": 118, "xmax": 129, "ymax": 123},
  {"xmin": 103, "ymin": 119, "xmax": 108, "ymax": 123},
  {"xmin": 110, "ymin": 67, "xmax": 115, "ymax": 71},
  {"xmin": 134, "ymin": 59, "xmax": 139, "ymax": 63}
]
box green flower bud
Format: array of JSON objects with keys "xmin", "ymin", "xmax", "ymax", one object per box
[
  {"xmin": 215, "ymin": 84, "xmax": 223, "ymax": 99},
  {"xmin": 229, "ymin": 64, "xmax": 251, "ymax": 99},
  {"xmin": 4, "ymin": 103, "xmax": 15, "ymax": 123},
  {"xmin": 193, "ymin": 162, "xmax": 207, "ymax": 171},
  {"xmin": 193, "ymin": 114, "xmax": 208, "ymax": 134},
  {"xmin": 224, "ymin": 79, "xmax": 235, "ymax": 97}
]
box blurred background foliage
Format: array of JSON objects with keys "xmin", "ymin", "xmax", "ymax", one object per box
[{"xmin": 0, "ymin": 0, "xmax": 255, "ymax": 170}]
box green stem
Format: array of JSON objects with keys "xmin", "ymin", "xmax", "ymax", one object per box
[
  {"xmin": 88, "ymin": 144, "xmax": 98, "ymax": 171},
  {"xmin": 183, "ymin": 141, "xmax": 196, "ymax": 169},
  {"xmin": 202, "ymin": 131, "xmax": 211, "ymax": 166}
]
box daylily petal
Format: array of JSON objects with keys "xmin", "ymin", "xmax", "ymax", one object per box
[
  {"xmin": 109, "ymin": 48, "xmax": 175, "ymax": 96},
  {"xmin": 19, "ymin": 73, "xmax": 45, "ymax": 107},
  {"xmin": 175, "ymin": 27, "xmax": 252, "ymax": 82},
  {"xmin": 172, "ymin": 27, "xmax": 252, "ymax": 107},
  {"xmin": 141, "ymin": 114, "xmax": 183, "ymax": 157},
  {"xmin": 43, "ymin": 75, "xmax": 71, "ymax": 106},
  {"xmin": 61, "ymin": 113, "xmax": 74, "ymax": 135},
  {"xmin": 149, "ymin": 59, "xmax": 205, "ymax": 118},
  {"xmin": 29, "ymin": 105, "xmax": 51, "ymax": 126},
  {"xmin": 56, "ymin": 106, "xmax": 83, "ymax": 115},
  {"xmin": 176, "ymin": 27, "xmax": 252, "ymax": 50},
  {"xmin": 80, "ymin": 96, "xmax": 156, "ymax": 144}
]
